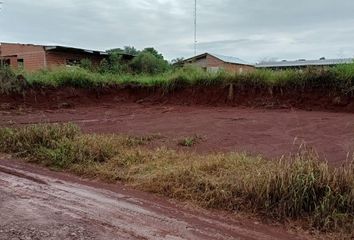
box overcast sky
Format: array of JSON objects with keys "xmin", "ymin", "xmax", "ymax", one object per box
[{"xmin": 1, "ymin": 0, "xmax": 354, "ymax": 63}]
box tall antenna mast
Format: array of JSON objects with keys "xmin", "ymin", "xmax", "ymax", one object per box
[{"xmin": 194, "ymin": 0, "xmax": 197, "ymax": 56}]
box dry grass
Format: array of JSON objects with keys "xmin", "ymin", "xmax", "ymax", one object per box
[{"xmin": 0, "ymin": 123, "xmax": 353, "ymax": 235}]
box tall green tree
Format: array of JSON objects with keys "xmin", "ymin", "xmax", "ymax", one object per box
[
  {"xmin": 142, "ymin": 47, "xmax": 164, "ymax": 60},
  {"xmin": 130, "ymin": 52, "xmax": 169, "ymax": 74},
  {"xmin": 108, "ymin": 46, "xmax": 140, "ymax": 56}
]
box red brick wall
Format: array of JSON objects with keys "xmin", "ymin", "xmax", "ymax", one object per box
[
  {"xmin": 222, "ymin": 62, "xmax": 255, "ymax": 74},
  {"xmin": 207, "ymin": 54, "xmax": 255, "ymax": 74},
  {"xmin": 184, "ymin": 54, "xmax": 255, "ymax": 74},
  {"xmin": 46, "ymin": 52, "xmax": 105, "ymax": 69},
  {"xmin": 0, "ymin": 43, "xmax": 46, "ymax": 71},
  {"xmin": 0, "ymin": 43, "xmax": 107, "ymax": 71},
  {"xmin": 206, "ymin": 54, "xmax": 224, "ymax": 67}
]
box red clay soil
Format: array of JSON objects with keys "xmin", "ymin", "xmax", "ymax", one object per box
[
  {"xmin": 0, "ymin": 98, "xmax": 353, "ymax": 165},
  {"xmin": 0, "ymin": 156, "xmax": 308, "ymax": 240},
  {"xmin": 1, "ymin": 86, "xmax": 354, "ymax": 112}
]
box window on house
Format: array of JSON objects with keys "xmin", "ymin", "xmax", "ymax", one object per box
[
  {"xmin": 66, "ymin": 59, "xmax": 80, "ymax": 66},
  {"xmin": 17, "ymin": 59, "xmax": 24, "ymax": 69}
]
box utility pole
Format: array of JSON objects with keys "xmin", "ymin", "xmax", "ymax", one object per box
[{"xmin": 194, "ymin": 0, "xmax": 197, "ymax": 56}]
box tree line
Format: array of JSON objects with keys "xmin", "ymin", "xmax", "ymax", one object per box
[{"xmin": 80, "ymin": 46, "xmax": 184, "ymax": 75}]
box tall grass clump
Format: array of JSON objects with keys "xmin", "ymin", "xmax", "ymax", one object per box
[
  {"xmin": 0, "ymin": 65, "xmax": 27, "ymax": 94},
  {"xmin": 330, "ymin": 64, "xmax": 354, "ymax": 94},
  {"xmin": 26, "ymin": 67, "xmax": 121, "ymax": 88},
  {"xmin": 0, "ymin": 123, "xmax": 353, "ymax": 234},
  {"xmin": 0, "ymin": 123, "xmax": 148, "ymax": 169}
]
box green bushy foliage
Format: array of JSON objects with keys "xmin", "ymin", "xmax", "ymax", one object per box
[
  {"xmin": 0, "ymin": 65, "xmax": 27, "ymax": 94},
  {"xmin": 79, "ymin": 58, "xmax": 93, "ymax": 71},
  {"xmin": 130, "ymin": 51, "xmax": 170, "ymax": 75}
]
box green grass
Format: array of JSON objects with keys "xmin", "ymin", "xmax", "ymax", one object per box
[
  {"xmin": 178, "ymin": 135, "xmax": 203, "ymax": 147},
  {"xmin": 24, "ymin": 66, "xmax": 222, "ymax": 89},
  {"xmin": 0, "ymin": 123, "xmax": 353, "ymax": 235},
  {"xmin": 1, "ymin": 63, "xmax": 354, "ymax": 95},
  {"xmin": 0, "ymin": 65, "xmax": 27, "ymax": 94}
]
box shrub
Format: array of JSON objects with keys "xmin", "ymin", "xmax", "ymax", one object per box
[
  {"xmin": 0, "ymin": 65, "xmax": 27, "ymax": 94},
  {"xmin": 80, "ymin": 58, "xmax": 93, "ymax": 71},
  {"xmin": 130, "ymin": 52, "xmax": 170, "ymax": 75}
]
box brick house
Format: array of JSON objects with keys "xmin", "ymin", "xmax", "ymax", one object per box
[
  {"xmin": 0, "ymin": 42, "xmax": 133, "ymax": 72},
  {"xmin": 182, "ymin": 53, "xmax": 255, "ymax": 74}
]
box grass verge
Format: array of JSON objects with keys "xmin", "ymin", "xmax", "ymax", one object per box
[
  {"xmin": 1, "ymin": 64, "xmax": 354, "ymax": 95},
  {"xmin": 0, "ymin": 123, "xmax": 353, "ymax": 235}
]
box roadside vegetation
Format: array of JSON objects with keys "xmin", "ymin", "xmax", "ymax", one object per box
[
  {"xmin": 1, "ymin": 63, "xmax": 354, "ymax": 95},
  {"xmin": 0, "ymin": 65, "xmax": 28, "ymax": 94},
  {"xmin": 178, "ymin": 135, "xmax": 203, "ymax": 147},
  {"xmin": 28, "ymin": 61, "xmax": 354, "ymax": 89},
  {"xmin": 1, "ymin": 45, "xmax": 354, "ymax": 95},
  {"xmin": 0, "ymin": 123, "xmax": 353, "ymax": 236}
]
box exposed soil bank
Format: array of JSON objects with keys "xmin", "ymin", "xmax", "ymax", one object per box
[{"xmin": 1, "ymin": 86, "xmax": 354, "ymax": 112}]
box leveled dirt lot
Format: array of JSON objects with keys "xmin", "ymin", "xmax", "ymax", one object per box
[{"xmin": 1, "ymin": 102, "xmax": 353, "ymax": 165}]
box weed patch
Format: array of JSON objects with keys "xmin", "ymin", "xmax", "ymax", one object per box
[
  {"xmin": 0, "ymin": 123, "xmax": 353, "ymax": 235},
  {"xmin": 8, "ymin": 63, "xmax": 351, "ymax": 95},
  {"xmin": 0, "ymin": 66, "xmax": 27, "ymax": 94},
  {"xmin": 178, "ymin": 135, "xmax": 203, "ymax": 147}
]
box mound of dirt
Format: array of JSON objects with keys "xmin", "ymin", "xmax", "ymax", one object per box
[{"xmin": 0, "ymin": 85, "xmax": 353, "ymax": 112}]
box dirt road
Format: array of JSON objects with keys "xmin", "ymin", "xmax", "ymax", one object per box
[
  {"xmin": 0, "ymin": 157, "xmax": 306, "ymax": 240},
  {"xmin": 1, "ymin": 103, "xmax": 353, "ymax": 164}
]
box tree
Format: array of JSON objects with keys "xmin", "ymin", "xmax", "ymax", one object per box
[
  {"xmin": 123, "ymin": 46, "xmax": 140, "ymax": 56},
  {"xmin": 130, "ymin": 52, "xmax": 169, "ymax": 74},
  {"xmin": 99, "ymin": 52, "xmax": 130, "ymax": 74},
  {"xmin": 142, "ymin": 47, "xmax": 164, "ymax": 60},
  {"xmin": 103, "ymin": 46, "xmax": 169, "ymax": 74},
  {"xmin": 108, "ymin": 46, "xmax": 140, "ymax": 56},
  {"xmin": 106, "ymin": 48, "xmax": 124, "ymax": 54}
]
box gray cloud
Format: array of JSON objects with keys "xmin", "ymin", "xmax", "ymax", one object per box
[{"xmin": 1, "ymin": 0, "xmax": 354, "ymax": 63}]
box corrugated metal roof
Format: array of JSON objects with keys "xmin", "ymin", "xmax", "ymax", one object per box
[
  {"xmin": 44, "ymin": 46, "xmax": 108, "ymax": 56},
  {"xmin": 210, "ymin": 53, "xmax": 252, "ymax": 66},
  {"xmin": 256, "ymin": 58, "xmax": 354, "ymax": 68},
  {"xmin": 183, "ymin": 52, "xmax": 253, "ymax": 66}
]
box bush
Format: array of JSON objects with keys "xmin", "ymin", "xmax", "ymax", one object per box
[
  {"xmin": 0, "ymin": 65, "xmax": 27, "ymax": 94},
  {"xmin": 98, "ymin": 53, "xmax": 131, "ymax": 74},
  {"xmin": 130, "ymin": 52, "xmax": 170, "ymax": 75},
  {"xmin": 80, "ymin": 59, "xmax": 93, "ymax": 71}
]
